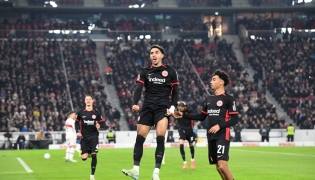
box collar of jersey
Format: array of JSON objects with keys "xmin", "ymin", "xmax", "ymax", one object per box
[{"xmin": 149, "ymin": 64, "xmax": 167, "ymax": 69}]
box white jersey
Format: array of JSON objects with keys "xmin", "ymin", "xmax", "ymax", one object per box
[{"xmin": 65, "ymin": 118, "xmax": 76, "ymax": 139}]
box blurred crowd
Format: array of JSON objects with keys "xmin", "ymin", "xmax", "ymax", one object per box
[
  {"xmin": 240, "ymin": 36, "xmax": 315, "ymax": 129},
  {"xmin": 0, "ymin": 38, "xmax": 120, "ymax": 133},
  {"xmin": 104, "ymin": 36, "xmax": 285, "ymax": 130}
]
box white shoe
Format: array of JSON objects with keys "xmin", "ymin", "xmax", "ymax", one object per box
[
  {"xmin": 70, "ymin": 159, "xmax": 77, "ymax": 162},
  {"xmin": 152, "ymin": 173, "xmax": 160, "ymax": 180},
  {"xmin": 90, "ymin": 175, "xmax": 95, "ymax": 180}
]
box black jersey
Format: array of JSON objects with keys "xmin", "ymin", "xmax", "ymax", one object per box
[
  {"xmin": 136, "ymin": 64, "xmax": 179, "ymax": 107},
  {"xmin": 201, "ymin": 93, "xmax": 238, "ymax": 141},
  {"xmin": 76, "ymin": 108, "xmax": 104, "ymax": 138},
  {"xmin": 177, "ymin": 106, "xmax": 194, "ymax": 130}
]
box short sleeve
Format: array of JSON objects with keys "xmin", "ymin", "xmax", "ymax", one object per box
[
  {"xmin": 227, "ymin": 96, "xmax": 238, "ymax": 115},
  {"xmin": 97, "ymin": 112, "xmax": 104, "ymax": 123},
  {"xmin": 201, "ymin": 100, "xmax": 208, "ymax": 115},
  {"xmin": 136, "ymin": 69, "xmax": 146, "ymax": 85},
  {"xmin": 170, "ymin": 67, "xmax": 179, "ymax": 86}
]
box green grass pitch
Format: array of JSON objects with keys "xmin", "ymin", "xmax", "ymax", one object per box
[{"xmin": 0, "ymin": 147, "xmax": 314, "ymax": 180}]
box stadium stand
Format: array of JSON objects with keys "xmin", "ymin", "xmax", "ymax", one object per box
[
  {"xmin": 240, "ymin": 37, "xmax": 315, "ymax": 129},
  {"xmin": 0, "ymin": 38, "xmax": 119, "ymax": 133}
]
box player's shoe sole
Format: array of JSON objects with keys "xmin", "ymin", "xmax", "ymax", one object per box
[{"xmin": 122, "ymin": 169, "xmax": 139, "ymax": 180}]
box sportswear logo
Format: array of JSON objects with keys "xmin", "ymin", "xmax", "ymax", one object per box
[
  {"xmin": 218, "ymin": 155, "xmax": 223, "ymax": 158},
  {"xmin": 83, "ymin": 116, "xmax": 86, "ymax": 118},
  {"xmin": 148, "ymin": 73, "xmax": 153, "ymax": 75}
]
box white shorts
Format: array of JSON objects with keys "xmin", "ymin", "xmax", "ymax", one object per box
[{"xmin": 66, "ymin": 138, "xmax": 76, "ymax": 146}]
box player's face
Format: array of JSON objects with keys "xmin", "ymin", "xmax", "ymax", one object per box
[
  {"xmin": 69, "ymin": 113, "xmax": 76, "ymax": 119},
  {"xmin": 85, "ymin": 96, "xmax": 94, "ymax": 106},
  {"xmin": 150, "ymin": 48, "xmax": 164, "ymax": 66},
  {"xmin": 210, "ymin": 75, "xmax": 224, "ymax": 90},
  {"xmin": 177, "ymin": 105, "xmax": 186, "ymax": 112}
]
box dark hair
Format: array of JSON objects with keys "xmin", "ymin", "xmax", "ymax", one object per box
[
  {"xmin": 67, "ymin": 111, "xmax": 76, "ymax": 117},
  {"xmin": 85, "ymin": 94, "xmax": 94, "ymax": 100},
  {"xmin": 213, "ymin": 69, "xmax": 230, "ymax": 86},
  {"xmin": 150, "ymin": 44, "xmax": 165, "ymax": 54}
]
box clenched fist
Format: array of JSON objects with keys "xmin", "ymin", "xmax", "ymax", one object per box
[
  {"xmin": 173, "ymin": 111, "xmax": 183, "ymax": 118},
  {"xmin": 132, "ymin": 105, "xmax": 140, "ymax": 113}
]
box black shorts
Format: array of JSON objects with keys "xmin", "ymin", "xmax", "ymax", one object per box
[
  {"xmin": 80, "ymin": 135, "xmax": 99, "ymax": 154},
  {"xmin": 138, "ymin": 104, "xmax": 168, "ymax": 126},
  {"xmin": 178, "ymin": 129, "xmax": 194, "ymax": 143},
  {"xmin": 208, "ymin": 139, "xmax": 230, "ymax": 165}
]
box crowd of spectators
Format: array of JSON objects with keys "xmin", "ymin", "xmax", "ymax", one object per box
[
  {"xmin": 236, "ymin": 16, "xmax": 315, "ymax": 31},
  {"xmin": 104, "ymin": 36, "xmax": 285, "ymax": 130},
  {"xmin": 0, "ymin": 38, "xmax": 119, "ymax": 133},
  {"xmin": 240, "ymin": 36, "xmax": 315, "ymax": 129},
  {"xmin": 178, "ymin": 0, "xmax": 231, "ymax": 7}
]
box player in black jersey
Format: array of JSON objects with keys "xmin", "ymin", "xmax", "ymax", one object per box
[
  {"xmin": 174, "ymin": 69, "xmax": 238, "ymax": 180},
  {"xmin": 176, "ymin": 101, "xmax": 196, "ymax": 170},
  {"xmin": 122, "ymin": 45, "xmax": 179, "ymax": 180},
  {"xmin": 75, "ymin": 94, "xmax": 104, "ymax": 180}
]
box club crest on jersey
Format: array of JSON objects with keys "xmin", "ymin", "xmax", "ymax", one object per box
[
  {"xmin": 216, "ymin": 100, "xmax": 223, "ymax": 107},
  {"xmin": 162, "ymin": 70, "xmax": 168, "ymax": 77},
  {"xmin": 92, "ymin": 115, "xmax": 96, "ymax": 119}
]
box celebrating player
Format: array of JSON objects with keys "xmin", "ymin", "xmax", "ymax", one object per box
[
  {"xmin": 174, "ymin": 69, "xmax": 238, "ymax": 180},
  {"xmin": 75, "ymin": 94, "xmax": 104, "ymax": 180},
  {"xmin": 176, "ymin": 101, "xmax": 196, "ymax": 170},
  {"xmin": 65, "ymin": 111, "xmax": 78, "ymax": 162},
  {"xmin": 122, "ymin": 44, "xmax": 179, "ymax": 180}
]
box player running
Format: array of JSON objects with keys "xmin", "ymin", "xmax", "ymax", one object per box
[{"xmin": 65, "ymin": 111, "xmax": 78, "ymax": 162}]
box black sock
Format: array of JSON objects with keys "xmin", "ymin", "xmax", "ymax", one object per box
[
  {"xmin": 189, "ymin": 145, "xmax": 195, "ymax": 159},
  {"xmin": 155, "ymin": 136, "xmax": 165, "ymax": 169},
  {"xmin": 179, "ymin": 144, "xmax": 186, "ymax": 161},
  {"xmin": 91, "ymin": 154, "xmax": 97, "ymax": 175},
  {"xmin": 134, "ymin": 135, "xmax": 145, "ymax": 166}
]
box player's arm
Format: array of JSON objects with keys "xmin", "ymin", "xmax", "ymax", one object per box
[
  {"xmin": 97, "ymin": 113, "xmax": 105, "ymax": 130},
  {"xmin": 177, "ymin": 100, "xmax": 208, "ymax": 120},
  {"xmin": 75, "ymin": 112, "xmax": 81, "ymax": 133},
  {"xmin": 132, "ymin": 83, "xmax": 143, "ymax": 105},
  {"xmin": 183, "ymin": 113, "xmax": 207, "ymax": 121},
  {"xmin": 170, "ymin": 67, "xmax": 179, "ymax": 113},
  {"xmin": 218, "ymin": 97, "xmax": 239, "ymax": 129},
  {"xmin": 132, "ymin": 69, "xmax": 145, "ymax": 112}
]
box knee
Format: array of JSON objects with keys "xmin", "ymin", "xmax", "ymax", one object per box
[
  {"xmin": 135, "ymin": 135, "xmax": 145, "ymax": 145},
  {"xmin": 156, "ymin": 136, "xmax": 165, "ymax": 145},
  {"xmin": 216, "ymin": 163, "xmax": 227, "ymax": 172},
  {"xmin": 180, "ymin": 144, "xmax": 184, "ymax": 149}
]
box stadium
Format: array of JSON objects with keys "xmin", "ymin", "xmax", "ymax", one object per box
[{"xmin": 0, "ymin": 0, "xmax": 314, "ymax": 179}]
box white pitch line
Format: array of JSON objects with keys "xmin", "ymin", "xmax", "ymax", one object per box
[
  {"xmin": 17, "ymin": 157, "xmax": 33, "ymax": 173},
  {"xmin": 0, "ymin": 172, "xmax": 28, "ymax": 174},
  {"xmin": 232, "ymin": 149, "xmax": 315, "ymax": 157}
]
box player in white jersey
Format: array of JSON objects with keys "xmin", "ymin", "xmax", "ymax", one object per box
[{"xmin": 65, "ymin": 111, "xmax": 78, "ymax": 162}]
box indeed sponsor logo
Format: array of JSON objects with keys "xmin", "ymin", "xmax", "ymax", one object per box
[
  {"xmin": 83, "ymin": 120, "xmax": 94, "ymax": 125},
  {"xmin": 149, "ymin": 77, "xmax": 165, "ymax": 83},
  {"xmin": 207, "ymin": 109, "xmax": 220, "ymax": 115},
  {"xmin": 279, "ymin": 142, "xmax": 295, "ymax": 146}
]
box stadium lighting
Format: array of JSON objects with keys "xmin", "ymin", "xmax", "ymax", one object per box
[
  {"xmin": 215, "ymin": 12, "xmax": 219, "ymax": 15},
  {"xmin": 250, "ymin": 35, "xmax": 255, "ymax": 40},
  {"xmin": 44, "ymin": 1, "xmax": 58, "ymax": 8},
  {"xmin": 140, "ymin": 3, "xmax": 145, "ymax": 8}
]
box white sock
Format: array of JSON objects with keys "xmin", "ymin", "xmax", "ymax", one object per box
[
  {"xmin": 191, "ymin": 159, "xmax": 194, "ymax": 161},
  {"xmin": 153, "ymin": 168, "xmax": 160, "ymax": 174},
  {"xmin": 70, "ymin": 147, "xmax": 75, "ymax": 160},
  {"xmin": 184, "ymin": 161, "xmax": 187, "ymax": 164},
  {"xmin": 90, "ymin": 174, "xmax": 94, "ymax": 177},
  {"xmin": 66, "ymin": 147, "xmax": 70, "ymax": 160},
  {"xmin": 133, "ymin": 165, "xmax": 139, "ymax": 172}
]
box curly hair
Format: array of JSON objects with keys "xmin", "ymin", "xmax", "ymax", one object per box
[{"xmin": 213, "ymin": 69, "xmax": 230, "ymax": 86}]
